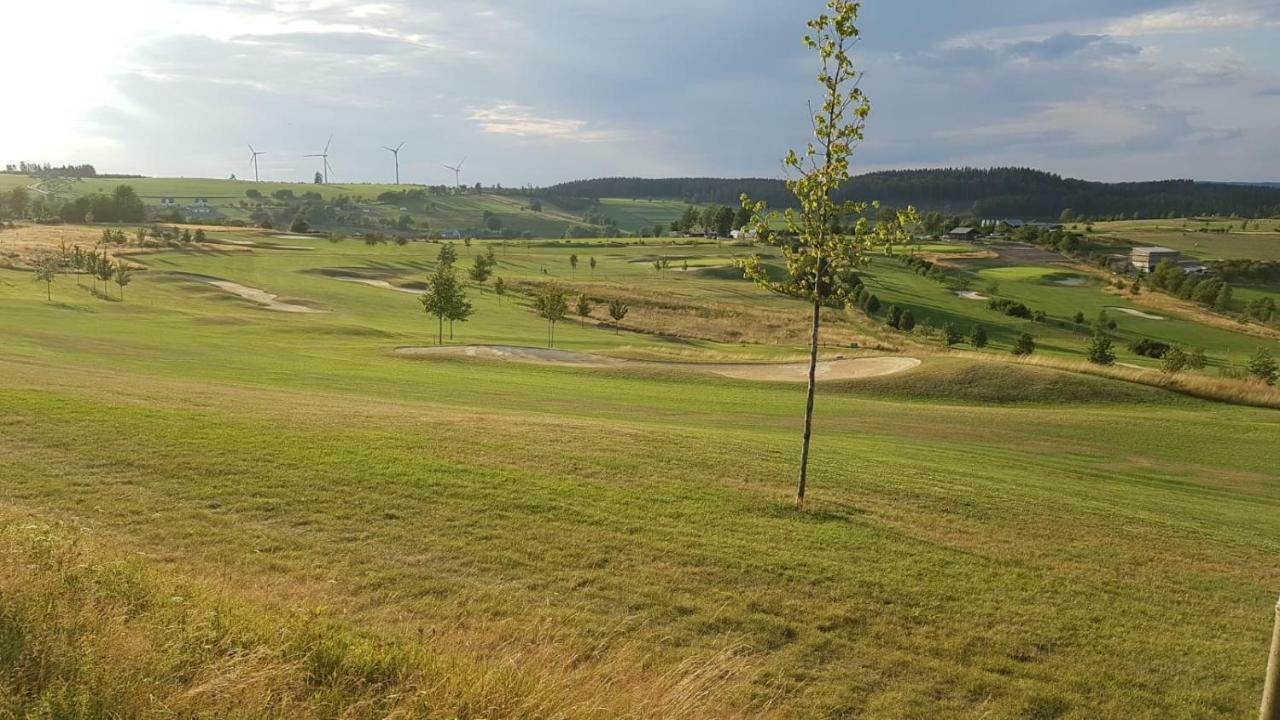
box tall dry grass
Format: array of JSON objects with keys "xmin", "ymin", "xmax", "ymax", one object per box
[
  {"xmin": 976, "ymin": 352, "xmax": 1280, "ymax": 409},
  {"xmin": 0, "ymin": 514, "xmax": 762, "ymax": 719}
]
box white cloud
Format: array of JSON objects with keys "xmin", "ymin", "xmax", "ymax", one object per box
[
  {"xmin": 1106, "ymin": 1, "xmax": 1280, "ymax": 36},
  {"xmin": 467, "ymin": 104, "xmax": 622, "ymax": 143}
]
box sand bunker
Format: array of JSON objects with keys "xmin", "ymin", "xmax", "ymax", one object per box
[
  {"xmin": 395, "ymin": 345, "xmax": 920, "ymax": 382},
  {"xmin": 955, "ymin": 291, "xmax": 988, "ymax": 300},
  {"xmin": 1106, "ymin": 306, "xmax": 1164, "ymax": 320},
  {"xmin": 175, "ymin": 274, "xmax": 323, "ymax": 313},
  {"xmin": 332, "ymin": 275, "xmax": 422, "ymax": 295}
]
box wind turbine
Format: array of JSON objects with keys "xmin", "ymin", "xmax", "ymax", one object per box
[
  {"xmin": 383, "ymin": 141, "xmax": 405, "ymax": 185},
  {"xmin": 443, "ymin": 157, "xmax": 466, "ymax": 189},
  {"xmin": 304, "ymin": 135, "xmax": 335, "ymax": 184},
  {"xmin": 248, "ymin": 144, "xmax": 266, "ymax": 182}
]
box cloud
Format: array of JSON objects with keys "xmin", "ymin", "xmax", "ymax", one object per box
[
  {"xmin": 467, "ymin": 104, "xmax": 621, "ymax": 143},
  {"xmin": 1007, "ymin": 33, "xmax": 1140, "ymax": 61},
  {"xmin": 1105, "ymin": 1, "xmax": 1280, "ymax": 35}
]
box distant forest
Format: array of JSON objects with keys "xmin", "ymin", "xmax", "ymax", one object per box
[{"xmin": 542, "ymin": 168, "xmax": 1280, "ymax": 220}]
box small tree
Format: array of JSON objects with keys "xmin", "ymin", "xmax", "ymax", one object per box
[
  {"xmin": 899, "ymin": 310, "xmax": 915, "ymax": 332},
  {"xmin": 576, "ymin": 295, "xmax": 592, "ymax": 319},
  {"xmin": 1073, "ymin": 311, "xmax": 1085, "ymax": 325},
  {"xmin": 589, "ymin": 256, "xmax": 597, "ymax": 274},
  {"xmin": 941, "ymin": 322, "xmax": 961, "ymax": 346},
  {"xmin": 438, "ymin": 242, "xmax": 457, "ymax": 267},
  {"xmin": 113, "ymin": 261, "xmax": 132, "ymax": 301},
  {"xmin": 1012, "ymin": 333, "xmax": 1035, "ymax": 356},
  {"xmin": 534, "ymin": 283, "xmax": 569, "ymax": 348},
  {"xmin": 420, "ymin": 264, "xmax": 466, "ymax": 345},
  {"xmin": 864, "ymin": 294, "xmax": 881, "ymax": 314},
  {"xmin": 608, "ymin": 299, "xmax": 629, "ymax": 333},
  {"xmin": 32, "ymin": 256, "xmax": 58, "ymax": 301},
  {"xmin": 969, "ymin": 324, "xmax": 988, "ymax": 348},
  {"xmin": 1087, "ymin": 333, "xmax": 1115, "ymax": 365},
  {"xmin": 569, "ymin": 254, "xmax": 579, "ymax": 278},
  {"xmin": 1161, "ymin": 346, "xmax": 1188, "ymax": 374},
  {"xmin": 885, "ymin": 304, "xmax": 902, "ymax": 329},
  {"xmin": 468, "ymin": 254, "xmax": 492, "ymax": 284},
  {"xmin": 1187, "ymin": 347, "xmax": 1208, "ymax": 370},
  {"xmin": 493, "ymin": 276, "xmax": 506, "ymax": 304},
  {"xmin": 1245, "ymin": 348, "xmax": 1278, "ymax": 385},
  {"xmin": 95, "ymin": 250, "xmax": 114, "ymax": 291}
]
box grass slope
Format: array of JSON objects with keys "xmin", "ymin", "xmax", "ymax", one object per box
[{"xmin": 0, "ymin": 234, "xmax": 1278, "ymax": 718}]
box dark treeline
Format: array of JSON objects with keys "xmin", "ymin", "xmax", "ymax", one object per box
[
  {"xmin": 1, "ymin": 162, "xmax": 144, "ymax": 179},
  {"xmin": 542, "ymin": 168, "xmax": 1280, "ymax": 219}
]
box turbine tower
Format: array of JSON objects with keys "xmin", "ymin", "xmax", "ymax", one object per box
[
  {"xmin": 383, "ymin": 141, "xmax": 405, "ymax": 185},
  {"xmin": 304, "ymin": 135, "xmax": 335, "ymax": 184},
  {"xmin": 248, "ymin": 145, "xmax": 266, "ymax": 182},
  {"xmin": 443, "ymin": 157, "xmax": 466, "ymax": 189}
]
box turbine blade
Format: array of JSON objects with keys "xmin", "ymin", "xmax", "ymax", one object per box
[{"xmin": 324, "ymin": 134, "xmax": 332, "ymax": 153}]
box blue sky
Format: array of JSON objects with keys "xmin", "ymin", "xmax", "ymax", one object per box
[{"xmin": 3, "ymin": 0, "xmax": 1278, "ymax": 185}]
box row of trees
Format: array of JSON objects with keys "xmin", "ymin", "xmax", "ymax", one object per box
[
  {"xmin": 670, "ymin": 205, "xmax": 750, "ymax": 237},
  {"xmin": 30, "ymin": 245, "xmax": 131, "ymax": 302}
]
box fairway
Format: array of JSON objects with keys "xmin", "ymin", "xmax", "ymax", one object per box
[{"xmin": 2, "ymin": 227, "xmax": 1280, "ymax": 719}]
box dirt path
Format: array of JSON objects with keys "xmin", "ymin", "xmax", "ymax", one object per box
[
  {"xmin": 1106, "ymin": 306, "xmax": 1164, "ymax": 320},
  {"xmin": 395, "ymin": 345, "xmax": 921, "ymax": 382},
  {"xmin": 173, "ymin": 273, "xmax": 324, "ymax": 313}
]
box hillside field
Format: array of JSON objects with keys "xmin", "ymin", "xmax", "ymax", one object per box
[
  {"xmin": 1091, "ymin": 218, "xmax": 1280, "ymax": 261},
  {"xmin": 1, "ymin": 226, "xmax": 1279, "ymax": 718}
]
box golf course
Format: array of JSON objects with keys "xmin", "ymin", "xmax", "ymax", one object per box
[{"xmin": 2, "ymin": 219, "xmax": 1279, "ymax": 718}]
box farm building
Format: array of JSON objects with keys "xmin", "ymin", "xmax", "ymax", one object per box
[
  {"xmin": 1131, "ymin": 246, "xmax": 1180, "ymax": 273},
  {"xmin": 947, "ymin": 227, "xmax": 979, "ymax": 241}
]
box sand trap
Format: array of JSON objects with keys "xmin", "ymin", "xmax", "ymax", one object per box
[
  {"xmin": 395, "ymin": 345, "xmax": 920, "ymax": 382},
  {"xmin": 332, "ymin": 275, "xmax": 421, "ymax": 295},
  {"xmin": 175, "ymin": 274, "xmax": 323, "ymax": 313},
  {"xmin": 1053, "ymin": 277, "xmax": 1085, "ymax": 286},
  {"xmin": 1106, "ymin": 306, "xmax": 1164, "ymax": 320},
  {"xmin": 955, "ymin": 291, "xmax": 988, "ymax": 300}
]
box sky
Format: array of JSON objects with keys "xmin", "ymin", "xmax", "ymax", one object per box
[{"xmin": 2, "ymin": 0, "xmax": 1278, "ymax": 186}]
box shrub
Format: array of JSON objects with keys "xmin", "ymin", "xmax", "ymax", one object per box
[
  {"xmin": 988, "ymin": 298, "xmax": 1033, "ymax": 319},
  {"xmin": 1129, "ymin": 338, "xmax": 1171, "ymax": 359},
  {"xmin": 898, "ymin": 310, "xmax": 915, "ymax": 332},
  {"xmin": 1087, "ymin": 333, "xmax": 1116, "ymax": 365},
  {"xmin": 1161, "ymin": 347, "xmax": 1188, "ymax": 374},
  {"xmin": 1012, "ymin": 333, "xmax": 1035, "ymax": 356},
  {"xmin": 1246, "ymin": 348, "xmax": 1278, "ymax": 385},
  {"xmin": 941, "ymin": 322, "xmax": 960, "ymax": 346},
  {"xmin": 969, "ymin": 324, "xmax": 988, "ymax": 348}
]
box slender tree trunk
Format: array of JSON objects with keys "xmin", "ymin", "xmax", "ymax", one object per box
[
  {"xmin": 449, "ymin": 319, "xmax": 454, "ymax": 340},
  {"xmin": 796, "ymin": 299, "xmax": 821, "ymax": 509},
  {"xmin": 1262, "ymin": 595, "xmax": 1280, "ymax": 720},
  {"xmin": 437, "ymin": 315, "xmax": 443, "ymax": 345},
  {"xmin": 46, "ymin": 283, "xmax": 51, "ymax": 302}
]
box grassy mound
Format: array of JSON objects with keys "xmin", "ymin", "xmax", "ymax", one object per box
[{"xmin": 838, "ymin": 357, "xmax": 1177, "ymax": 404}]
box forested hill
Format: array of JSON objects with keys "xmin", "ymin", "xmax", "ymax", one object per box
[{"xmin": 542, "ymin": 168, "xmax": 1280, "ymax": 219}]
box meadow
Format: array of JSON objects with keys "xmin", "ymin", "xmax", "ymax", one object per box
[
  {"xmin": 1, "ymin": 227, "xmax": 1279, "ymax": 718},
  {"xmin": 1092, "ymin": 218, "xmax": 1280, "ymax": 261}
]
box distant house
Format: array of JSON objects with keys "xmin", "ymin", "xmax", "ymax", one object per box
[
  {"xmin": 193, "ymin": 198, "xmax": 209, "ymax": 208},
  {"xmin": 439, "ymin": 229, "xmax": 463, "ymax": 240},
  {"xmin": 160, "ymin": 197, "xmax": 177, "ymax": 207},
  {"xmin": 946, "ymin": 226, "xmax": 979, "ymax": 241},
  {"xmin": 1131, "ymin": 246, "xmax": 1180, "ymax": 273},
  {"xmin": 1002, "ymin": 219, "xmax": 1025, "ymax": 229}
]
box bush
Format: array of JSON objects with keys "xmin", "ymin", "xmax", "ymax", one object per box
[
  {"xmin": 1246, "ymin": 348, "xmax": 1278, "ymax": 385},
  {"xmin": 1161, "ymin": 347, "xmax": 1188, "ymax": 374},
  {"xmin": 969, "ymin": 324, "xmax": 988, "ymax": 348},
  {"xmin": 899, "ymin": 310, "xmax": 915, "ymax": 332},
  {"xmin": 1012, "ymin": 333, "xmax": 1035, "ymax": 356},
  {"xmin": 1129, "ymin": 338, "xmax": 1171, "ymax": 359},
  {"xmin": 988, "ymin": 298, "xmax": 1033, "ymax": 319},
  {"xmin": 941, "ymin": 322, "xmax": 961, "ymax": 346},
  {"xmin": 1087, "ymin": 333, "xmax": 1116, "ymax": 365}
]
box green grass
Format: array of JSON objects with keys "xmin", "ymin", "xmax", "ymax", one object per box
[
  {"xmin": 1091, "ymin": 218, "xmax": 1280, "ymax": 261},
  {"xmin": 1, "ymin": 233, "xmax": 1279, "ymax": 718}
]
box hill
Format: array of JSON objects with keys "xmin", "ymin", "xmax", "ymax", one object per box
[{"xmin": 543, "ymin": 168, "xmax": 1280, "ymax": 219}]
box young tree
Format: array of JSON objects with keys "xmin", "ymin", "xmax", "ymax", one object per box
[
  {"xmin": 70, "ymin": 245, "xmax": 85, "ymax": 286},
  {"xmin": 95, "ymin": 249, "xmax": 114, "ymax": 291},
  {"xmin": 468, "ymin": 253, "xmax": 493, "ymax": 284},
  {"xmin": 419, "ymin": 264, "xmax": 467, "ymax": 345},
  {"xmin": 1012, "ymin": 332, "xmax": 1036, "ymax": 356},
  {"xmin": 1161, "ymin": 346, "xmax": 1188, "ymax": 374},
  {"xmin": 533, "ymin": 283, "xmax": 569, "ymax": 348},
  {"xmin": 576, "ymin": 294, "xmax": 592, "ymax": 319},
  {"xmin": 1187, "ymin": 347, "xmax": 1208, "ymax": 370},
  {"xmin": 941, "ymin": 322, "xmax": 961, "ymax": 346},
  {"xmin": 113, "ymin": 261, "xmax": 131, "ymax": 301},
  {"xmin": 898, "ymin": 309, "xmax": 915, "ymax": 332},
  {"xmin": 589, "ymin": 256, "xmax": 597, "ymax": 274},
  {"xmin": 1073, "ymin": 311, "xmax": 1085, "ymax": 325},
  {"xmin": 738, "ymin": 1, "xmax": 917, "ymax": 509},
  {"xmin": 32, "ymin": 256, "xmax": 58, "ymax": 301},
  {"xmin": 569, "ymin": 253, "xmax": 579, "ymax": 278},
  {"xmin": 437, "ymin": 242, "xmax": 457, "ymax": 267},
  {"xmin": 969, "ymin": 324, "xmax": 988, "ymax": 348},
  {"xmin": 1213, "ymin": 282, "xmax": 1233, "ymax": 312},
  {"xmin": 1246, "ymin": 348, "xmax": 1278, "ymax": 385},
  {"xmin": 607, "ymin": 299, "xmax": 629, "ymax": 333},
  {"xmin": 1087, "ymin": 332, "xmax": 1116, "ymax": 365},
  {"xmin": 493, "ymin": 276, "xmax": 506, "ymax": 304}
]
